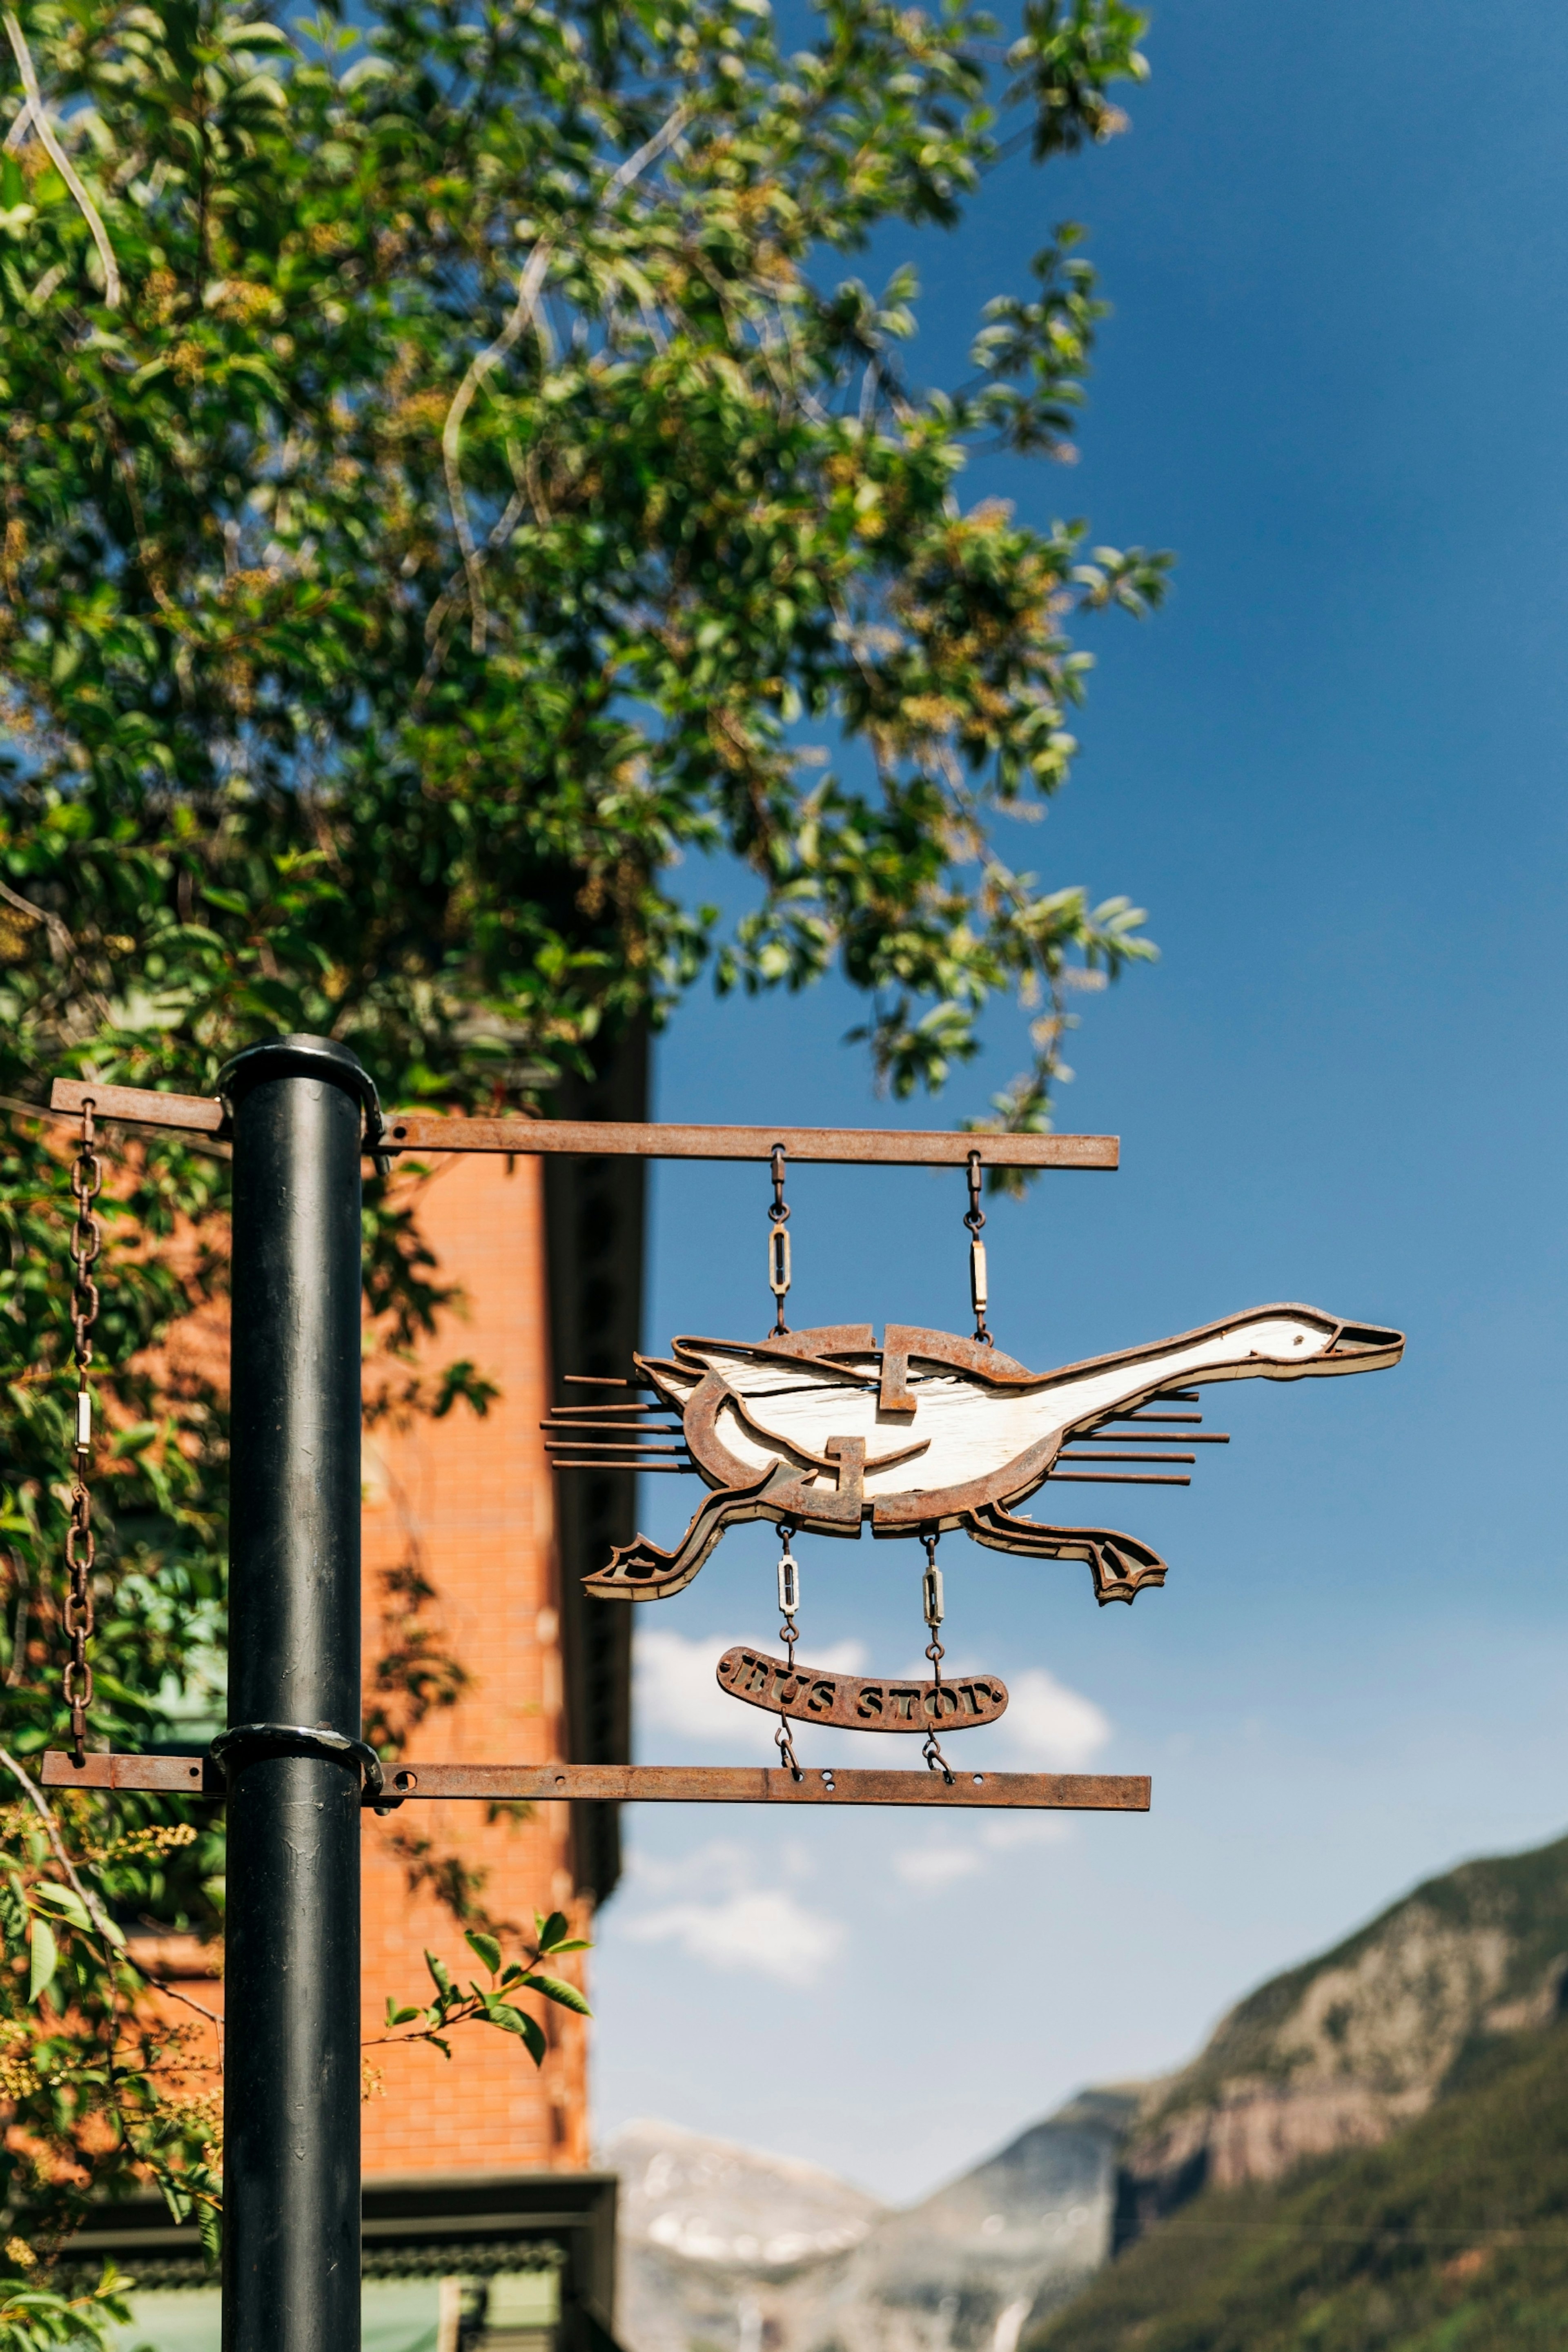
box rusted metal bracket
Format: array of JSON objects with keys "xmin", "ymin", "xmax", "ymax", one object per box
[
  {"xmin": 44, "ymin": 1080, "xmax": 1117, "ymax": 1170},
  {"xmin": 40, "ymin": 1751, "xmax": 1148, "ymax": 1810}
]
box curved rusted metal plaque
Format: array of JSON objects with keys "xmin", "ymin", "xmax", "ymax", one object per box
[{"xmin": 716, "ymin": 1644, "xmax": 1007, "ymax": 1732}]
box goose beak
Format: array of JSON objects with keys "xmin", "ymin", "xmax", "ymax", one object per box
[{"xmin": 1327, "ymin": 1321, "xmax": 1404, "ymax": 1370}]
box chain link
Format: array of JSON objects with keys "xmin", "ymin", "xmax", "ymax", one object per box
[
  {"xmin": 920, "ymin": 1531, "xmax": 954, "ymax": 1782},
  {"xmin": 766, "ymin": 1146, "xmax": 791, "ymax": 1336},
  {"xmin": 63, "ymin": 1099, "xmax": 100, "ymax": 1765},
  {"xmin": 964, "ymin": 1151, "xmax": 991, "ymax": 1347},
  {"xmin": 774, "ymin": 1523, "xmax": 803, "ymax": 1777}
]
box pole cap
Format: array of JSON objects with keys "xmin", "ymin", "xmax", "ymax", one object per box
[{"xmin": 218, "ymin": 1034, "xmax": 385, "ymax": 1157}]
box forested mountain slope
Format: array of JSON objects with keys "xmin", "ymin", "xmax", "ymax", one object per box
[
  {"xmin": 1032, "ymin": 2013, "xmax": 1568, "ymax": 2352},
  {"xmin": 1117, "ymin": 1828, "xmax": 1568, "ymax": 2231}
]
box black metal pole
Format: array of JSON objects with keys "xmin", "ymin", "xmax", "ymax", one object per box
[{"xmin": 219, "ymin": 1037, "xmax": 373, "ymax": 2352}]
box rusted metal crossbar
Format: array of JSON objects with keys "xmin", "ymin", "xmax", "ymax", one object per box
[
  {"xmin": 40, "ymin": 1752, "xmax": 1149, "ymax": 1810},
  {"xmin": 45, "ymin": 1080, "xmax": 1118, "ymax": 1170}
]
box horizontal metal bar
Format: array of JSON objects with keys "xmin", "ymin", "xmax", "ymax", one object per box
[
  {"xmin": 49, "ymin": 1080, "xmax": 1118, "ymax": 1170},
  {"xmin": 49, "ymin": 1080, "xmax": 227, "ymax": 1135},
  {"xmin": 1045, "ymin": 1472, "xmax": 1191, "ymax": 1485},
  {"xmin": 42, "ymin": 1751, "xmax": 220, "ymax": 1794},
  {"xmin": 1092, "ymin": 1429, "xmax": 1230, "ymax": 1443},
  {"xmin": 543, "ymin": 1437, "xmax": 689, "ymax": 1450},
  {"xmin": 41, "ymin": 1752, "xmax": 1149, "ymax": 1810},
  {"xmin": 1107, "ymin": 1412, "xmax": 1203, "ymax": 1424},
  {"xmin": 550, "ymin": 1461, "xmax": 695, "ymax": 1472},
  {"xmin": 1058, "ymin": 1450, "xmax": 1197, "ymax": 1464},
  {"xmin": 380, "ymin": 1117, "xmax": 1119, "ymax": 1169},
  {"xmin": 541, "ymin": 1421, "xmax": 685, "ymax": 1436}
]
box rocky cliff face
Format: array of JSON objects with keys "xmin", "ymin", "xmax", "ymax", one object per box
[
  {"xmin": 1115, "ymin": 1828, "xmax": 1568, "ymax": 2238},
  {"xmin": 604, "ymin": 2098, "xmax": 1138, "ymax": 2352}
]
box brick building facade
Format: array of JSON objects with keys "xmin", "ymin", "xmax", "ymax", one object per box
[{"xmin": 360, "ymin": 1146, "xmax": 594, "ymax": 2172}]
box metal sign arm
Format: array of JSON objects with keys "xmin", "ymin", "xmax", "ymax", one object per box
[
  {"xmin": 40, "ymin": 1752, "xmax": 1149, "ymax": 1811},
  {"xmin": 44, "ymin": 1078, "xmax": 1117, "ymax": 1169}
]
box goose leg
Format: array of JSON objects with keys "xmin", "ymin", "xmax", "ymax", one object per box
[
  {"xmin": 583, "ymin": 1461, "xmax": 798, "ymax": 1602},
  {"xmin": 961, "ymin": 1501, "xmax": 1168, "ymax": 1605}
]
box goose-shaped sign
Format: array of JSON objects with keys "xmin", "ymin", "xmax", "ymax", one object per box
[{"xmin": 580, "ymin": 1305, "xmax": 1403, "ymax": 1604}]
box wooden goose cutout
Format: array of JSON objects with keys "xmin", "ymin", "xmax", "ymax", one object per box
[{"xmin": 581, "ymin": 1305, "xmax": 1403, "ymax": 1606}]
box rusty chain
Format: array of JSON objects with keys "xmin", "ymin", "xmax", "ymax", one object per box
[
  {"xmin": 766, "ymin": 1145, "xmax": 791, "ymax": 1336},
  {"xmin": 920, "ymin": 1531, "xmax": 954, "ymax": 1782},
  {"xmin": 964, "ymin": 1151, "xmax": 991, "ymax": 1346},
  {"xmin": 63, "ymin": 1098, "xmax": 101, "ymax": 1765},
  {"xmin": 774, "ymin": 1522, "xmax": 802, "ymax": 1778}
]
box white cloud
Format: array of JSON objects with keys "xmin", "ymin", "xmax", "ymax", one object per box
[
  {"xmin": 621, "ymin": 1841, "xmax": 845, "ymax": 1984},
  {"xmin": 626, "ymin": 1888, "xmax": 844, "ymax": 1985},
  {"xmin": 1000, "ymin": 1667, "xmax": 1111, "ymax": 1768},
  {"xmin": 635, "ymin": 1627, "xmax": 867, "ymax": 1753},
  {"xmin": 891, "ymin": 1846, "xmax": 984, "ymax": 1890},
  {"xmin": 979, "ymin": 1815, "xmax": 1072, "ymax": 1852}
]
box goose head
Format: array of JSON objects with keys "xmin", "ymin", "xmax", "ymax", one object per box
[{"xmin": 1225, "ymin": 1307, "xmax": 1404, "ymax": 1379}]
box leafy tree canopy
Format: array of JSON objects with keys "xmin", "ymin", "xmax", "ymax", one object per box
[{"xmin": 0, "ymin": 0, "xmax": 1161, "ymax": 1111}]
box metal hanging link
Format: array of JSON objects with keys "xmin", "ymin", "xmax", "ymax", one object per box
[
  {"xmin": 777, "ymin": 1526, "xmax": 800, "ymax": 1668},
  {"xmin": 63, "ymin": 1098, "xmax": 102, "ymax": 1765},
  {"xmin": 774, "ymin": 1522, "xmax": 803, "ymax": 1778},
  {"xmin": 964, "ymin": 1151, "xmax": 991, "ymax": 1347},
  {"xmin": 919, "ymin": 1531, "xmax": 954, "ymax": 1783},
  {"xmin": 766, "ymin": 1146, "xmax": 792, "ymax": 1336}
]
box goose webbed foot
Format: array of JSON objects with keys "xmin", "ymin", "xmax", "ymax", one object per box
[
  {"xmin": 583, "ymin": 1461, "xmax": 797, "ymax": 1601},
  {"xmin": 962, "ymin": 1502, "xmax": 1168, "ymax": 1604}
]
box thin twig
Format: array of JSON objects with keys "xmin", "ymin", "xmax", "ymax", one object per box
[
  {"xmin": 1, "ymin": 13, "xmax": 120, "ymax": 307},
  {"xmin": 441, "ymin": 238, "xmax": 554, "ymax": 653},
  {"xmin": 1, "ymin": 1747, "xmax": 227, "ymax": 2048},
  {"xmin": 0, "ymin": 874, "xmax": 72, "ymax": 964},
  {"xmin": 601, "ymin": 98, "xmax": 693, "ymax": 207},
  {"xmin": 130, "ymin": 1964, "xmax": 226, "ymax": 2034},
  {"xmin": 0, "ymin": 1745, "xmax": 119, "ymax": 1944}
]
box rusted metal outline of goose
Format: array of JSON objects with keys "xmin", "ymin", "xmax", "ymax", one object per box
[{"xmin": 581, "ymin": 1305, "xmax": 1403, "ymax": 1607}]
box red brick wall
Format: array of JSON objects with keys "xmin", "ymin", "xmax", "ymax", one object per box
[{"xmin": 359, "ymin": 1150, "xmax": 591, "ymax": 2172}]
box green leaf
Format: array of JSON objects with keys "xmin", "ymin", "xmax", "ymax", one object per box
[
  {"xmin": 536, "ymin": 1910, "xmax": 570, "ymax": 1951},
  {"xmin": 485, "ymin": 2002, "xmax": 548, "ymax": 2065},
  {"xmin": 424, "ymin": 1949, "xmax": 453, "ymax": 1998},
  {"xmin": 465, "ymin": 1928, "xmax": 501, "ymax": 1977},
  {"xmin": 31, "ymin": 1881, "xmax": 93, "ymax": 1933},
  {"xmin": 198, "ymin": 2198, "xmax": 223, "ymax": 2265},
  {"xmin": 523, "ymin": 1972, "xmax": 591, "ymax": 2017},
  {"xmin": 159, "ymin": 2175, "xmax": 193, "ymax": 2225},
  {"xmin": 27, "ymin": 1913, "xmax": 57, "ymax": 2004}
]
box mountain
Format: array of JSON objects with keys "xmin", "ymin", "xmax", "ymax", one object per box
[
  {"xmin": 610, "ymin": 1831, "xmax": 1568, "ymax": 2352},
  {"xmin": 604, "ymin": 2096, "xmax": 1138, "ymax": 2352},
  {"xmin": 1031, "ymin": 2011, "xmax": 1568, "ymax": 2352},
  {"xmin": 1115, "ymin": 1827, "xmax": 1568, "ymax": 2237}
]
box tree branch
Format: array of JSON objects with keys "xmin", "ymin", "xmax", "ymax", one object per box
[
  {"xmin": 1, "ymin": 13, "xmax": 120, "ymax": 307},
  {"xmin": 1, "ymin": 1746, "xmax": 227, "ymax": 2047},
  {"xmin": 0, "ymin": 874, "xmax": 72, "ymax": 965},
  {"xmin": 441, "ymin": 238, "xmax": 554, "ymax": 654}
]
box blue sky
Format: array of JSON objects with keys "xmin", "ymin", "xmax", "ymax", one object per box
[{"xmin": 589, "ymin": 0, "xmax": 1568, "ymax": 2203}]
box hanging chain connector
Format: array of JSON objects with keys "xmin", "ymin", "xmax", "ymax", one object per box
[
  {"xmin": 919, "ymin": 1531, "xmax": 954, "ymax": 1782},
  {"xmin": 964, "ymin": 1152, "xmax": 991, "ymax": 1346},
  {"xmin": 773, "ymin": 1521, "xmax": 804, "ymax": 1776},
  {"xmin": 64, "ymin": 1098, "xmax": 102, "ymax": 1767},
  {"xmin": 766, "ymin": 1145, "xmax": 792, "ymax": 1336},
  {"xmin": 777, "ymin": 1523, "xmax": 800, "ymax": 1667}
]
